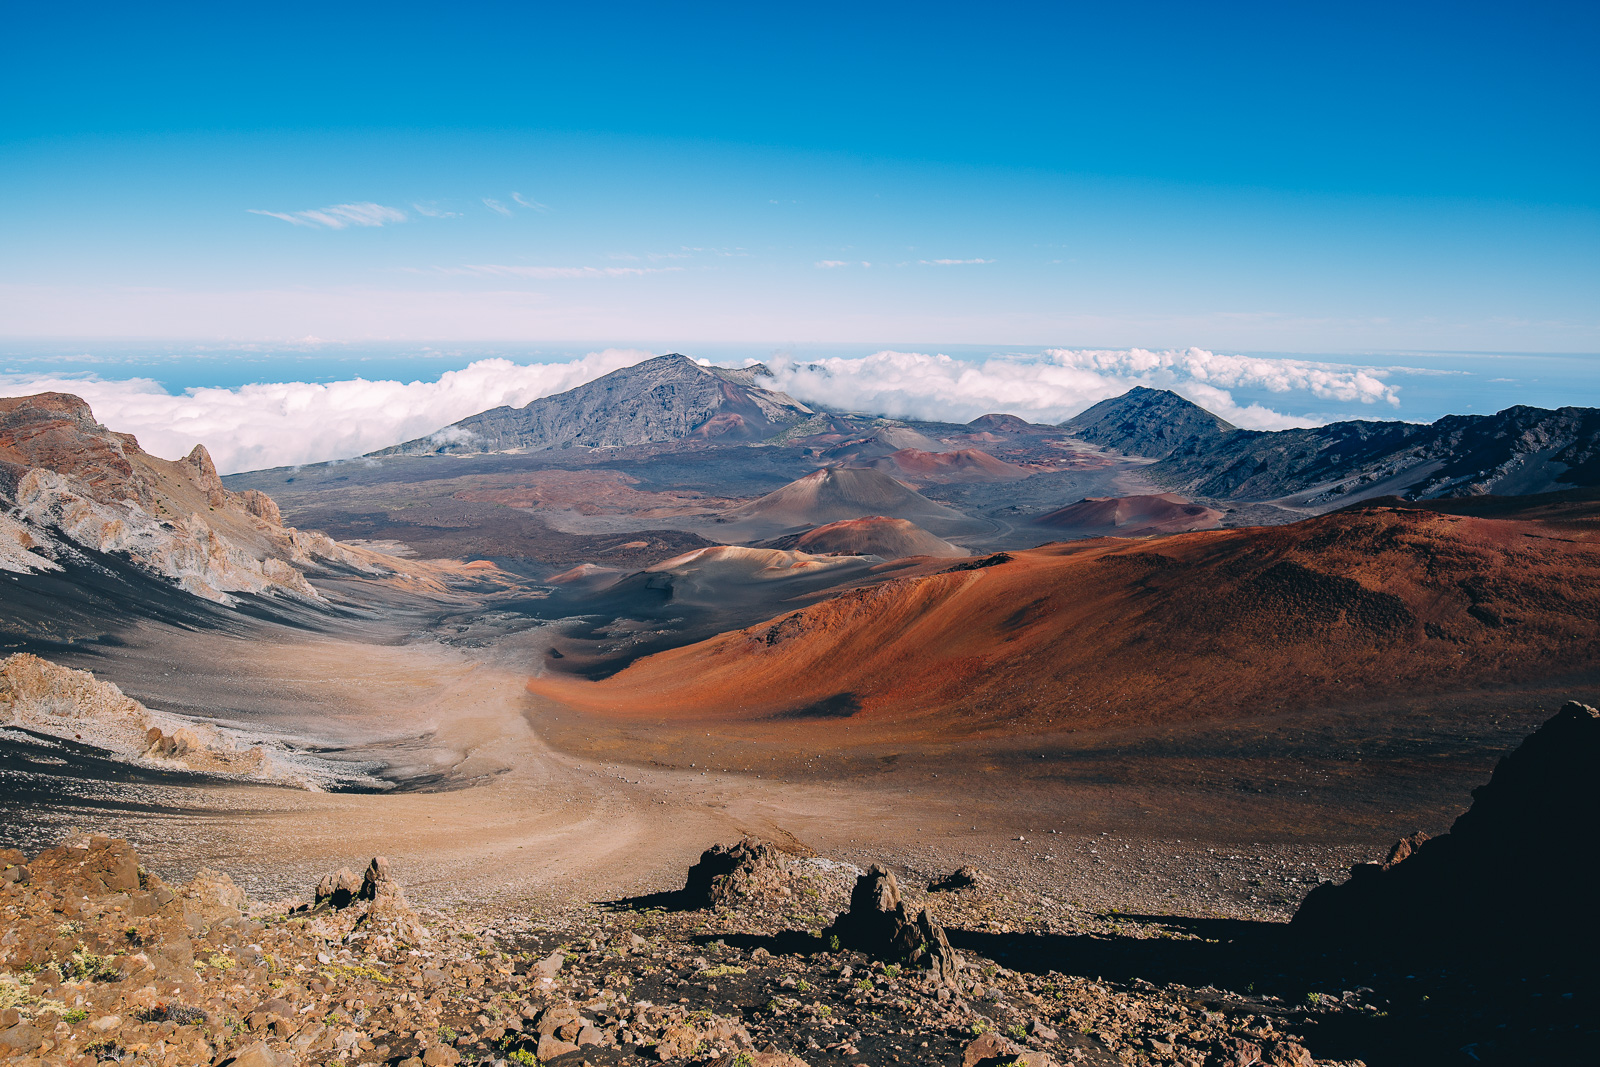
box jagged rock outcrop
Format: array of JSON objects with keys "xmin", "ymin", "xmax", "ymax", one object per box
[
  {"xmin": 0, "ymin": 652, "xmax": 364, "ymax": 791},
  {"xmin": 682, "ymin": 838, "xmax": 792, "ymax": 907},
  {"xmin": 376, "ymin": 354, "xmax": 813, "ymax": 456},
  {"xmin": 824, "ymin": 865, "xmax": 960, "ymax": 986},
  {"xmin": 1292, "ymin": 700, "xmax": 1600, "ymax": 961},
  {"xmin": 311, "ymin": 857, "xmax": 425, "ymax": 944},
  {"xmin": 0, "ymin": 392, "xmax": 387, "ymax": 602}
]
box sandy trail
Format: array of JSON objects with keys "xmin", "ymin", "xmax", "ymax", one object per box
[
  {"xmin": 17, "ymin": 625, "xmax": 901, "ymax": 907},
  {"xmin": 9, "ymin": 599, "xmax": 1527, "ymax": 922}
]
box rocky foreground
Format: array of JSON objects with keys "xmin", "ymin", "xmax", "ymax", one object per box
[
  {"xmin": 2, "ymin": 705, "xmax": 1594, "ymax": 1067},
  {"xmin": 1, "ymin": 834, "xmax": 1355, "ymax": 1067}
]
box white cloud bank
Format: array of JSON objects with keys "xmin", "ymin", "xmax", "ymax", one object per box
[
  {"xmin": 766, "ymin": 348, "xmax": 1401, "ymax": 431},
  {"xmin": 0, "ymin": 350, "xmax": 655, "ymax": 474},
  {"xmin": 0, "ymin": 347, "xmax": 1403, "ymax": 476}
]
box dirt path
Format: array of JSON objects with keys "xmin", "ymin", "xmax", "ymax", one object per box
[{"xmin": 6, "ymin": 605, "xmax": 1524, "ymax": 924}]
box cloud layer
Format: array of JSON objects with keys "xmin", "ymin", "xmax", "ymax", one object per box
[
  {"xmin": 766, "ymin": 348, "xmax": 1401, "ymax": 431},
  {"xmin": 0, "ymin": 348, "xmax": 1403, "ymax": 475},
  {"xmin": 0, "ymin": 350, "xmax": 654, "ymax": 474}
]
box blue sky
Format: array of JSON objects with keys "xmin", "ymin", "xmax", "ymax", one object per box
[{"xmin": 1, "ymin": 1, "xmax": 1596, "ymax": 351}]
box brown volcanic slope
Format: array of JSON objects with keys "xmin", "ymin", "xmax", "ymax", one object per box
[
  {"xmin": 0, "ymin": 392, "xmax": 392, "ymax": 600},
  {"xmin": 529, "ymin": 505, "xmax": 1600, "ymax": 739},
  {"xmin": 719, "ymin": 466, "xmax": 971, "ymax": 530},
  {"xmin": 869, "ymin": 447, "xmax": 1030, "ymax": 484},
  {"xmin": 1034, "ymin": 493, "xmax": 1225, "ymax": 536},
  {"xmin": 760, "ymin": 517, "xmax": 969, "ymax": 559}
]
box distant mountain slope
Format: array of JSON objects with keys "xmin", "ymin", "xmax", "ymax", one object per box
[
  {"xmin": 1033, "ymin": 493, "xmax": 1223, "ymax": 536},
  {"xmin": 1060, "ymin": 387, "xmax": 1237, "ymax": 460},
  {"xmin": 719, "ymin": 467, "xmax": 971, "ymax": 532},
  {"xmin": 529, "ymin": 504, "xmax": 1600, "ymax": 735},
  {"xmin": 759, "ymin": 517, "xmax": 969, "ymax": 559},
  {"xmin": 1061, "ymin": 389, "xmax": 1600, "ymax": 506},
  {"xmin": 965, "ymin": 413, "xmax": 1048, "ymax": 433},
  {"xmin": 868, "ymin": 448, "xmax": 1030, "ymax": 484},
  {"xmin": 375, "ymin": 354, "xmax": 812, "ymax": 456}
]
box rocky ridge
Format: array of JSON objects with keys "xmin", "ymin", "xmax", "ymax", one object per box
[
  {"xmin": 0, "ymin": 653, "xmax": 379, "ymax": 792},
  {"xmin": 1058, "ymin": 388, "xmax": 1600, "ymax": 507},
  {"xmin": 0, "ymin": 394, "xmax": 389, "ymax": 604},
  {"xmin": 376, "ymin": 356, "xmax": 813, "ymax": 457}
]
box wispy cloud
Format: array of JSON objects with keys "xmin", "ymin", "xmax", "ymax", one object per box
[
  {"xmin": 921, "ymin": 258, "xmax": 995, "ymax": 265},
  {"xmin": 411, "ymin": 202, "xmax": 461, "ymax": 219},
  {"xmin": 511, "ymin": 192, "xmax": 550, "ymax": 212},
  {"xmin": 247, "ymin": 203, "xmax": 407, "ymax": 229},
  {"xmin": 815, "ymin": 260, "xmax": 849, "ymax": 269},
  {"xmin": 436, "ymin": 264, "xmax": 683, "ymax": 279},
  {"xmin": 481, "ymin": 198, "xmax": 513, "ymax": 217}
]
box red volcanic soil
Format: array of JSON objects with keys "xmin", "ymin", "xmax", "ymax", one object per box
[
  {"xmin": 761, "ymin": 516, "xmax": 968, "ymax": 559},
  {"xmin": 529, "ymin": 505, "xmax": 1600, "ymax": 740},
  {"xmin": 1034, "ymin": 493, "xmax": 1224, "ymax": 536},
  {"xmin": 869, "ymin": 447, "xmax": 1030, "ymax": 483}
]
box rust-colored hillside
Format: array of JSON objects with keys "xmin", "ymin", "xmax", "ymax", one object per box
[{"xmin": 529, "ymin": 505, "xmax": 1600, "ymax": 739}]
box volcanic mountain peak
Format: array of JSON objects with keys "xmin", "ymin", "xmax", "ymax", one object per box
[
  {"xmin": 1060, "ymin": 387, "xmax": 1237, "ymax": 460},
  {"xmin": 870, "ymin": 447, "xmax": 1030, "ymax": 484},
  {"xmin": 721, "ymin": 466, "xmax": 970, "ymax": 532},
  {"xmin": 0, "ymin": 391, "xmax": 385, "ymax": 602},
  {"xmin": 759, "ymin": 516, "xmax": 969, "ymax": 559},
  {"xmin": 966, "ymin": 413, "xmax": 1042, "ymax": 433},
  {"xmin": 376, "ymin": 353, "xmax": 813, "ymax": 456}
]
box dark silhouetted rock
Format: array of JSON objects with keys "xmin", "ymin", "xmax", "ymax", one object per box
[
  {"xmin": 1292, "ymin": 701, "xmax": 1600, "ymax": 962},
  {"xmin": 825, "ymin": 865, "xmax": 960, "ymax": 985},
  {"xmin": 929, "ymin": 866, "xmax": 989, "ymax": 891},
  {"xmin": 682, "ymin": 837, "xmax": 790, "ymax": 907}
]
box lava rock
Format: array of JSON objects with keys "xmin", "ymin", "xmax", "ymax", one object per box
[
  {"xmin": 1293, "ymin": 700, "xmax": 1600, "ymax": 962},
  {"xmin": 683, "ymin": 837, "xmax": 791, "ymax": 907}
]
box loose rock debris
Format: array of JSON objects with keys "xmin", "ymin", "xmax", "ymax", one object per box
[{"xmin": 0, "ymin": 835, "xmax": 1384, "ymax": 1067}]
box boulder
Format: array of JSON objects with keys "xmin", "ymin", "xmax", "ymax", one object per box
[
  {"xmin": 218, "ymin": 1041, "xmax": 291, "ymax": 1067},
  {"xmin": 824, "ymin": 865, "xmax": 961, "ymax": 985},
  {"xmin": 708, "ymin": 1054, "xmax": 810, "ymax": 1067},
  {"xmin": 0, "ymin": 1022, "xmax": 42, "ymax": 1053},
  {"xmin": 1293, "ymin": 700, "xmax": 1600, "ymax": 962},
  {"xmin": 25, "ymin": 835, "xmax": 141, "ymax": 896},
  {"xmin": 536, "ymin": 1034, "xmax": 579, "ymax": 1061},
  {"xmin": 682, "ymin": 837, "xmax": 790, "ymax": 907},
  {"xmin": 963, "ymin": 1031, "xmax": 1023, "ymax": 1067},
  {"xmin": 315, "ymin": 867, "xmax": 362, "ymax": 908},
  {"xmin": 929, "ymin": 865, "xmax": 989, "ymax": 891}
]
